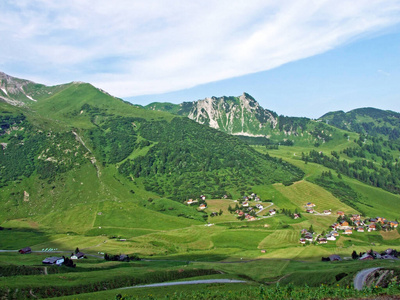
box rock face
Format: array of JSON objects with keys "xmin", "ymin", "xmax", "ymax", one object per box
[
  {"xmin": 0, "ymin": 72, "xmax": 38, "ymax": 106},
  {"xmin": 180, "ymin": 93, "xmax": 278, "ymax": 137}
]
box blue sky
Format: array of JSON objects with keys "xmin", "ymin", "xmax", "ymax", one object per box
[
  {"xmin": 132, "ymin": 28, "xmax": 400, "ymax": 118},
  {"xmin": 1, "ymin": 1, "xmax": 400, "ymax": 118}
]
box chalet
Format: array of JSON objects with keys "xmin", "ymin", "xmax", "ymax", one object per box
[
  {"xmin": 329, "ymin": 255, "xmax": 342, "ymax": 261},
  {"xmin": 356, "ymin": 226, "xmax": 365, "ymax": 233},
  {"xmin": 210, "ymin": 212, "xmax": 219, "ymax": 217},
  {"xmin": 238, "ymin": 211, "xmax": 244, "ymax": 217},
  {"xmin": 337, "ymin": 211, "xmax": 345, "ymax": 217},
  {"xmin": 269, "ymin": 209, "xmax": 276, "ymax": 215},
  {"xmin": 305, "ymin": 233, "xmax": 313, "ymax": 242},
  {"xmin": 369, "ymin": 218, "xmax": 377, "ymax": 223},
  {"xmin": 318, "ymin": 238, "xmax": 327, "ymax": 244},
  {"xmin": 255, "ymin": 197, "xmax": 261, "ymax": 201},
  {"xmin": 248, "ymin": 207, "xmax": 254, "ymax": 211},
  {"xmin": 343, "ymin": 229, "xmax": 353, "ymax": 235},
  {"xmin": 331, "ymin": 223, "xmax": 340, "ymax": 230},
  {"xmin": 350, "ymin": 214, "xmax": 361, "ymax": 221},
  {"xmin": 377, "ymin": 217, "xmax": 386, "ymax": 224},
  {"xmin": 199, "ymin": 204, "xmax": 207, "ymax": 210},
  {"xmin": 306, "ymin": 209, "xmax": 314, "ymax": 214},
  {"xmin": 331, "ymin": 231, "xmax": 339, "ymax": 237},
  {"xmin": 242, "ymin": 201, "xmax": 249, "ymax": 207},
  {"xmin": 299, "ymin": 238, "xmax": 306, "ymax": 244},
  {"xmin": 187, "ymin": 199, "xmax": 195, "ymax": 205},
  {"xmin": 18, "ymin": 247, "xmax": 32, "ymax": 254},
  {"xmin": 389, "ymin": 221, "xmax": 399, "ymax": 228},
  {"xmin": 339, "ymin": 220, "xmax": 351, "ymax": 229},
  {"xmin": 247, "ymin": 216, "xmax": 256, "ymax": 221},
  {"xmin": 305, "ymin": 236, "xmax": 313, "ymax": 242},
  {"xmin": 260, "ymin": 249, "xmax": 266, "ymax": 253},
  {"xmin": 385, "ymin": 248, "xmax": 394, "ymax": 255},
  {"xmin": 305, "ymin": 202, "xmax": 316, "ymax": 208},
  {"xmin": 369, "ymin": 251, "xmax": 382, "ymax": 259},
  {"xmin": 293, "ymin": 213, "xmax": 300, "ymax": 219},
  {"xmin": 326, "ymin": 235, "xmax": 336, "ymax": 241},
  {"xmin": 359, "ymin": 253, "xmax": 373, "ymax": 261},
  {"xmin": 200, "ymin": 195, "xmax": 206, "ymax": 200},
  {"xmin": 353, "ymin": 220, "xmax": 362, "ymax": 226},
  {"xmin": 71, "ymin": 252, "xmax": 85, "ymax": 260},
  {"xmin": 42, "ymin": 257, "xmax": 64, "ymax": 266},
  {"xmin": 301, "ymin": 229, "xmax": 308, "ymax": 234},
  {"xmin": 368, "ymin": 224, "xmax": 376, "ymax": 232},
  {"xmin": 382, "ymin": 254, "xmax": 398, "ymax": 260},
  {"xmin": 323, "ymin": 210, "xmax": 331, "ymax": 215},
  {"xmin": 256, "ymin": 204, "xmax": 263, "ymax": 210},
  {"xmin": 242, "ymin": 196, "xmax": 249, "ymax": 201}
]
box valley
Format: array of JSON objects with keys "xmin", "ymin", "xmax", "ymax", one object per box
[{"xmin": 1, "ymin": 72, "xmax": 400, "ymax": 298}]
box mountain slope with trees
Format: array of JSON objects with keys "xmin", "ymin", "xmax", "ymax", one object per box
[
  {"xmin": 319, "ymin": 107, "xmax": 400, "ymax": 141},
  {"xmin": 0, "ymin": 72, "xmax": 304, "ymax": 229}
]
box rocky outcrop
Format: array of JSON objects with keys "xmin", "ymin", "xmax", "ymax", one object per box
[
  {"xmin": 0, "ymin": 72, "xmax": 37, "ymax": 106},
  {"xmin": 184, "ymin": 93, "xmax": 278, "ymax": 137}
]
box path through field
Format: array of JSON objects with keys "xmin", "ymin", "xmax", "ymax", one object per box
[{"xmin": 119, "ymin": 279, "xmax": 247, "ymax": 289}]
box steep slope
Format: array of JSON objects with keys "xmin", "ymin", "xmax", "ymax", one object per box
[
  {"xmin": 0, "ymin": 72, "xmax": 304, "ymax": 232},
  {"xmin": 319, "ymin": 107, "xmax": 400, "ymax": 140}
]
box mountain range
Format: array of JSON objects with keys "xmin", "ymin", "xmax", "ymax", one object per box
[
  {"xmin": 145, "ymin": 93, "xmax": 400, "ymax": 144},
  {"xmin": 1, "ymin": 71, "xmax": 399, "ymax": 233}
]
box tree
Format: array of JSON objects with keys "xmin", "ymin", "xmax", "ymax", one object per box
[
  {"xmin": 352, "ymin": 250, "xmax": 359, "ymax": 260},
  {"xmin": 219, "ymin": 209, "xmax": 223, "ymax": 216},
  {"xmin": 75, "ymin": 247, "xmax": 80, "ymax": 254},
  {"xmin": 309, "ymin": 225, "xmax": 314, "ymax": 233}
]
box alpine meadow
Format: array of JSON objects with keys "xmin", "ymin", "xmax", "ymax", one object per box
[{"xmin": 1, "ymin": 69, "xmax": 400, "ymax": 300}]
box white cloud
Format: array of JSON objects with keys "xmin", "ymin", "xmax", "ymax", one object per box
[{"xmin": 1, "ymin": 0, "xmax": 400, "ymax": 96}]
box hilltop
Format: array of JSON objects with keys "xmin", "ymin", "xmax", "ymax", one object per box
[{"xmin": 319, "ymin": 107, "xmax": 400, "ymax": 140}]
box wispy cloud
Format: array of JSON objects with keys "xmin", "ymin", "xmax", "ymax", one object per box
[
  {"xmin": 1, "ymin": 0, "xmax": 400, "ymax": 97},
  {"xmin": 378, "ymin": 69, "xmax": 391, "ymax": 76}
]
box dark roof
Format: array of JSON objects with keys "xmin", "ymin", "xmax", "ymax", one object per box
[
  {"xmin": 19, "ymin": 247, "xmax": 32, "ymax": 253},
  {"xmin": 42, "ymin": 257, "xmax": 64, "ymax": 264},
  {"xmin": 329, "ymin": 255, "xmax": 342, "ymax": 261}
]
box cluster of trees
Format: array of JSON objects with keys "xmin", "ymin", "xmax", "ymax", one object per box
[
  {"xmin": 320, "ymin": 108, "xmax": 400, "ymax": 141},
  {"xmin": 309, "ymin": 173, "xmax": 366, "ymax": 216},
  {"xmin": 310, "ymin": 123, "xmax": 334, "ymax": 144},
  {"xmin": 62, "ymin": 257, "xmax": 76, "ymax": 268},
  {"xmin": 281, "ymin": 208, "xmax": 301, "ymax": 219},
  {"xmin": 303, "ymin": 147, "xmax": 400, "ymax": 194},
  {"xmin": 104, "ymin": 253, "xmax": 140, "ymax": 262},
  {"xmin": 118, "ymin": 117, "xmax": 304, "ymax": 201},
  {"xmin": 86, "ymin": 115, "xmax": 141, "ymax": 164},
  {"xmin": 277, "ymin": 116, "xmax": 309, "ymax": 133},
  {"xmin": 0, "ymin": 114, "xmax": 90, "ymax": 186},
  {"xmin": 0, "ymin": 113, "xmax": 25, "ymax": 135}
]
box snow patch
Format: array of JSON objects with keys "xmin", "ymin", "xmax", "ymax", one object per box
[
  {"xmin": 1, "ymin": 88, "xmax": 8, "ymax": 96},
  {"xmin": 26, "ymin": 95, "xmax": 37, "ymax": 102}
]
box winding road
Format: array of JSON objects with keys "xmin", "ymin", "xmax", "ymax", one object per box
[
  {"xmin": 354, "ymin": 267, "xmax": 381, "ymax": 290},
  {"xmin": 119, "ymin": 279, "xmax": 247, "ymax": 290}
]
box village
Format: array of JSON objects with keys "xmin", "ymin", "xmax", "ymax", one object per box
[
  {"xmin": 299, "ymin": 202, "xmax": 399, "ymax": 247},
  {"xmin": 186, "ymin": 193, "xmax": 289, "ymax": 222}
]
